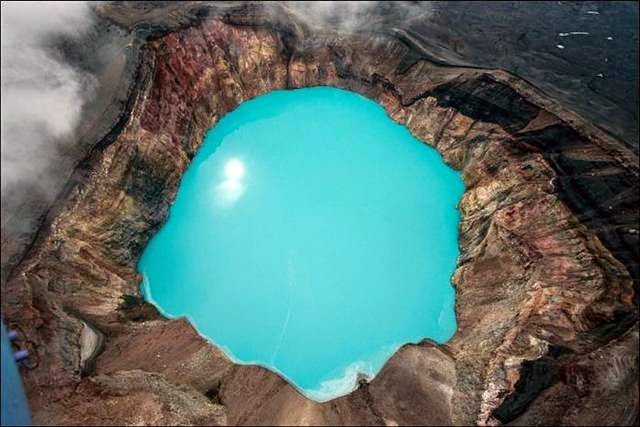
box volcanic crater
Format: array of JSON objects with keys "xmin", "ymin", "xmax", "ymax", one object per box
[{"xmin": 2, "ymin": 2, "xmax": 638, "ymax": 426}]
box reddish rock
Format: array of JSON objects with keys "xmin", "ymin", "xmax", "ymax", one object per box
[{"xmin": 2, "ymin": 4, "xmax": 637, "ymax": 426}]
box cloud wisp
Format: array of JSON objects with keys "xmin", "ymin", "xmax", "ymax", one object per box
[{"xmin": 1, "ymin": 1, "xmax": 95, "ymax": 209}]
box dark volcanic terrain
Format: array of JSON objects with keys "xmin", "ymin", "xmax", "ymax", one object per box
[{"xmin": 1, "ymin": 2, "xmax": 638, "ymax": 426}]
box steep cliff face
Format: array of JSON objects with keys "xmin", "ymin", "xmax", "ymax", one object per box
[{"xmin": 2, "ymin": 5, "xmax": 638, "ymax": 426}]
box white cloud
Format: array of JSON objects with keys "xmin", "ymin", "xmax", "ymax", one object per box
[{"xmin": 1, "ymin": 1, "xmax": 94, "ymax": 196}]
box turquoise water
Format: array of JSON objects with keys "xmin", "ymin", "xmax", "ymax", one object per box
[{"xmin": 138, "ymin": 87, "xmax": 464, "ymax": 401}]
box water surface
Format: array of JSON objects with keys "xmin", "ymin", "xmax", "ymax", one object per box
[{"xmin": 139, "ymin": 87, "xmax": 464, "ymax": 401}]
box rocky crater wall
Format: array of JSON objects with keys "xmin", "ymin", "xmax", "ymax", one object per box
[{"xmin": 2, "ymin": 6, "xmax": 638, "ymax": 426}]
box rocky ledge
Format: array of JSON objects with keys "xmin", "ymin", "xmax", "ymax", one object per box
[{"xmin": 2, "ymin": 3, "xmax": 638, "ymax": 426}]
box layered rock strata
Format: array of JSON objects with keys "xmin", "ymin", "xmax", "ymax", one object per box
[{"xmin": 2, "ymin": 5, "xmax": 638, "ymax": 426}]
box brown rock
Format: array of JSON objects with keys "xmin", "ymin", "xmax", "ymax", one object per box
[{"xmin": 2, "ymin": 3, "xmax": 637, "ymax": 426}]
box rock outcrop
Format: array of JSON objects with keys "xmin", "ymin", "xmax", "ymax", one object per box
[{"xmin": 2, "ymin": 3, "xmax": 637, "ymax": 425}]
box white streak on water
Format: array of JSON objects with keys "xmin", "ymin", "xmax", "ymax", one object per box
[
  {"xmin": 586, "ymin": 11, "xmax": 600, "ymax": 15},
  {"xmin": 558, "ymin": 32, "xmax": 590, "ymax": 37},
  {"xmin": 270, "ymin": 253, "xmax": 295, "ymax": 364},
  {"xmin": 557, "ymin": 44, "xmax": 566, "ymax": 49}
]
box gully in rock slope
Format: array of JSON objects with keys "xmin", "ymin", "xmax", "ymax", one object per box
[{"xmin": 1, "ymin": 4, "xmax": 637, "ymax": 426}]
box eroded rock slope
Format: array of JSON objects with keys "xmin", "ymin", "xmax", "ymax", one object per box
[{"xmin": 2, "ymin": 4, "xmax": 638, "ymax": 426}]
